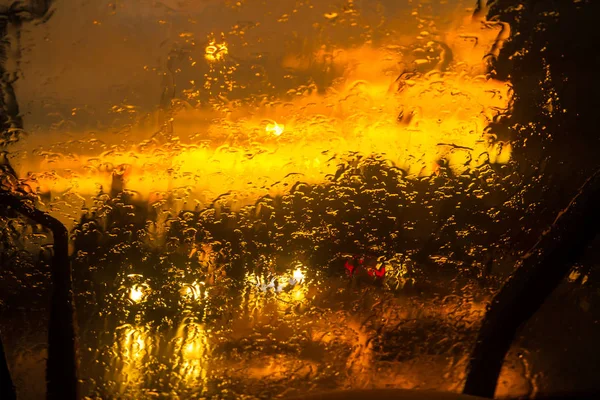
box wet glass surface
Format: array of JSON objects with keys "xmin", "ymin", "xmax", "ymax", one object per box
[{"xmin": 1, "ymin": 0, "xmax": 599, "ymax": 399}]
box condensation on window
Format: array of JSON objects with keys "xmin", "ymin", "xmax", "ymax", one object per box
[{"xmin": 1, "ymin": 1, "xmax": 597, "ymax": 399}]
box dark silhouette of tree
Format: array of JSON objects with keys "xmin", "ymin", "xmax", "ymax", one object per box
[
  {"xmin": 463, "ymin": 0, "xmax": 600, "ymax": 397},
  {"xmin": 486, "ymin": 0, "xmax": 600, "ymax": 244}
]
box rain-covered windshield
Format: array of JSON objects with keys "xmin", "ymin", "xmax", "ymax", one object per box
[{"xmin": 1, "ymin": 0, "xmax": 599, "ymax": 399}]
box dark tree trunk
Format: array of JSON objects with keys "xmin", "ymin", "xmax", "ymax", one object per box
[
  {"xmin": 463, "ymin": 171, "xmax": 600, "ymax": 398},
  {"xmin": 0, "ymin": 193, "xmax": 79, "ymax": 400},
  {"xmin": 0, "ymin": 329, "xmax": 16, "ymax": 400}
]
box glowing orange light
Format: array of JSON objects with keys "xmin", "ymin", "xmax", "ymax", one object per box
[
  {"xmin": 129, "ymin": 284, "xmax": 149, "ymax": 303},
  {"xmin": 292, "ymin": 268, "xmax": 305, "ymax": 283},
  {"xmin": 266, "ymin": 122, "xmax": 285, "ymax": 136},
  {"xmin": 18, "ymin": 8, "xmax": 514, "ymax": 230}
]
